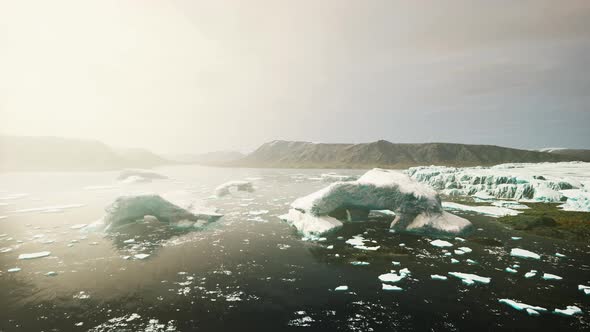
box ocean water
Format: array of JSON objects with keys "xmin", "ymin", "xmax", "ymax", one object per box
[{"xmin": 0, "ymin": 165, "xmax": 588, "ymax": 331}]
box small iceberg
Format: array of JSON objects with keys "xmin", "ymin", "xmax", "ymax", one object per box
[
  {"xmin": 7, "ymin": 267, "xmax": 21, "ymax": 273},
  {"xmin": 379, "ymin": 269, "xmax": 410, "ymax": 283},
  {"xmin": 448, "ymin": 272, "xmax": 491, "ymax": 285},
  {"xmin": 18, "ymin": 251, "xmax": 51, "ymax": 260},
  {"xmin": 498, "ymin": 299, "xmax": 547, "ymax": 316},
  {"xmin": 553, "ymin": 306, "xmax": 582, "ymax": 317},
  {"xmin": 524, "ymin": 270, "xmax": 537, "ymax": 278},
  {"xmin": 510, "ymin": 248, "xmax": 540, "ymax": 260},
  {"xmin": 334, "ymin": 285, "xmax": 348, "ymax": 291},
  {"xmin": 505, "ymin": 267, "xmax": 518, "ymax": 274}
]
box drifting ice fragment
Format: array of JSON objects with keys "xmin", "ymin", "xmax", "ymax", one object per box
[
  {"xmin": 382, "ymin": 284, "xmax": 403, "ymax": 291},
  {"xmin": 498, "ymin": 299, "xmax": 547, "ymax": 316},
  {"xmin": 431, "ymin": 274, "xmax": 448, "ymax": 281},
  {"xmin": 214, "ymin": 181, "xmax": 254, "ymax": 197},
  {"xmin": 505, "ymin": 267, "xmax": 518, "ymax": 274},
  {"xmin": 7, "ymin": 267, "xmax": 21, "ymax": 273},
  {"xmin": 577, "ymin": 285, "xmax": 590, "ymax": 295},
  {"xmin": 379, "ymin": 272, "xmax": 406, "ymax": 283},
  {"xmin": 510, "ymin": 248, "xmax": 540, "ymax": 260},
  {"xmin": 334, "ymin": 285, "xmax": 348, "ymax": 291},
  {"xmin": 524, "ymin": 270, "xmax": 537, "ymax": 278},
  {"xmin": 542, "ymin": 273, "xmax": 562, "ymax": 281},
  {"xmin": 448, "ymin": 272, "xmax": 490, "ymax": 285},
  {"xmin": 18, "ymin": 251, "xmax": 51, "ymax": 260},
  {"xmin": 134, "ymin": 253, "xmax": 150, "ymax": 260}
]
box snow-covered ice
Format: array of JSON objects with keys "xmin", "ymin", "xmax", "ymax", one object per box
[
  {"xmin": 408, "ymin": 162, "xmax": 590, "ymax": 211},
  {"xmin": 510, "ymin": 248, "xmax": 541, "ymax": 260},
  {"xmin": 553, "ymin": 306, "xmax": 582, "ymax": 316},
  {"xmin": 280, "ymin": 169, "xmax": 471, "ymax": 237}
]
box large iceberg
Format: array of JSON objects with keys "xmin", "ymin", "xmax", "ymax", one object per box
[
  {"xmin": 407, "ymin": 162, "xmax": 590, "ymax": 211},
  {"xmin": 280, "ymin": 168, "xmax": 471, "ymax": 237},
  {"xmin": 101, "ymin": 194, "xmax": 222, "ymax": 231}
]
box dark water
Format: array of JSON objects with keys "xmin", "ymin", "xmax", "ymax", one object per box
[{"xmin": 0, "ymin": 166, "xmax": 589, "ymax": 331}]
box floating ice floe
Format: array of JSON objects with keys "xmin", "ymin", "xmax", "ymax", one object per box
[
  {"xmin": 578, "ymin": 285, "xmax": 590, "ymax": 295},
  {"xmin": 457, "ymin": 247, "xmax": 472, "ymax": 253},
  {"xmin": 430, "ymin": 239, "xmax": 453, "ymax": 248},
  {"xmin": 134, "ymin": 253, "xmax": 150, "ymax": 260},
  {"xmin": 382, "ymin": 284, "xmax": 403, "ymax": 291},
  {"xmin": 345, "ymin": 235, "xmax": 381, "ymax": 251},
  {"xmin": 18, "ymin": 251, "xmax": 51, "ymax": 260},
  {"xmin": 505, "ymin": 267, "xmax": 518, "ymax": 274},
  {"xmin": 555, "ymin": 253, "xmax": 566, "ymax": 258},
  {"xmin": 554, "ymin": 306, "xmax": 583, "ymax": 317},
  {"xmin": 214, "ymin": 181, "xmax": 254, "ymax": 197},
  {"xmin": 98, "ymin": 194, "xmax": 222, "ymax": 231},
  {"xmin": 498, "ymin": 299, "xmax": 548, "ymax": 316},
  {"xmin": 334, "ymin": 285, "xmax": 348, "ymax": 291},
  {"xmin": 448, "ymin": 272, "xmax": 491, "ymax": 285},
  {"xmin": 442, "ymin": 202, "xmax": 520, "ymax": 218},
  {"xmin": 542, "ymin": 273, "xmax": 562, "ymax": 281},
  {"xmin": 431, "ymin": 274, "xmax": 448, "ymax": 281},
  {"xmin": 511, "ymin": 237, "xmax": 522, "ymax": 240},
  {"xmin": 524, "ymin": 270, "xmax": 537, "ymax": 278},
  {"xmin": 407, "ymin": 162, "xmax": 590, "ymax": 211},
  {"xmin": 280, "ymin": 169, "xmax": 471, "ymax": 237},
  {"xmin": 117, "ymin": 169, "xmax": 168, "ymax": 184},
  {"xmin": 7, "ymin": 267, "xmax": 21, "ymax": 273},
  {"xmin": 510, "ymin": 248, "xmax": 540, "ymax": 260},
  {"xmin": 351, "ymin": 261, "xmax": 370, "ymax": 266}
]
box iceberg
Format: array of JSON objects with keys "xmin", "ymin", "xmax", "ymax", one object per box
[
  {"xmin": 7, "ymin": 267, "xmax": 21, "ymax": 273},
  {"xmin": 214, "ymin": 181, "xmax": 254, "ymax": 197},
  {"xmin": 407, "ymin": 162, "xmax": 590, "ymax": 211},
  {"xmin": 448, "ymin": 272, "xmax": 491, "ymax": 285},
  {"xmin": 498, "ymin": 299, "xmax": 548, "ymax": 316},
  {"xmin": 553, "ymin": 306, "xmax": 582, "ymax": 317},
  {"xmin": 18, "ymin": 251, "xmax": 51, "ymax": 260},
  {"xmin": 334, "ymin": 285, "xmax": 348, "ymax": 291},
  {"xmin": 524, "ymin": 270, "xmax": 537, "ymax": 278},
  {"xmin": 280, "ymin": 169, "xmax": 471, "ymax": 237},
  {"xmin": 510, "ymin": 248, "xmax": 540, "ymax": 260},
  {"xmin": 101, "ymin": 194, "xmax": 222, "ymax": 231},
  {"xmin": 442, "ymin": 202, "xmax": 520, "ymax": 218}
]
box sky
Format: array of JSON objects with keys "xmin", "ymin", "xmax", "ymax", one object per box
[{"xmin": 1, "ymin": 0, "xmax": 589, "ymax": 154}]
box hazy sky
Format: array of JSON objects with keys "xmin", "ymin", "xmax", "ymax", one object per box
[{"xmin": 1, "ymin": 0, "xmax": 589, "ymax": 154}]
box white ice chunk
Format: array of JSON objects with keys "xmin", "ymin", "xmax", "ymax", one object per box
[
  {"xmin": 18, "ymin": 251, "xmax": 51, "ymax": 260},
  {"xmin": 524, "ymin": 270, "xmax": 537, "ymax": 278},
  {"xmin": 334, "ymin": 285, "xmax": 348, "ymax": 291},
  {"xmin": 382, "ymin": 284, "xmax": 403, "ymax": 291},
  {"xmin": 214, "ymin": 181, "xmax": 254, "ymax": 197},
  {"xmin": 448, "ymin": 272, "xmax": 491, "ymax": 285},
  {"xmin": 431, "ymin": 274, "xmax": 448, "ymax": 281},
  {"xmin": 499, "ymin": 299, "xmax": 547, "ymax": 315},
  {"xmin": 7, "ymin": 267, "xmax": 21, "ymax": 273},
  {"xmin": 379, "ymin": 272, "xmax": 407, "ymax": 283},
  {"xmin": 510, "ymin": 248, "xmax": 540, "ymax": 260},
  {"xmin": 134, "ymin": 253, "xmax": 150, "ymax": 260},
  {"xmin": 542, "ymin": 273, "xmax": 562, "ymax": 281},
  {"xmin": 430, "ymin": 239, "xmax": 453, "ymax": 248}
]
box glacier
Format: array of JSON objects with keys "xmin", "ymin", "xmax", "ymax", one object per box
[
  {"xmin": 407, "ymin": 162, "xmax": 590, "ymax": 212},
  {"xmin": 280, "ymin": 169, "xmax": 471, "ymax": 237}
]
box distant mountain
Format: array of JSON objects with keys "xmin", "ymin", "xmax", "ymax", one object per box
[
  {"xmin": 0, "ymin": 136, "xmax": 171, "ymax": 171},
  {"xmin": 231, "ymin": 140, "xmax": 573, "ymax": 169},
  {"xmin": 539, "ymin": 148, "xmax": 590, "ymax": 162},
  {"xmin": 170, "ymin": 151, "xmax": 245, "ymax": 165}
]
